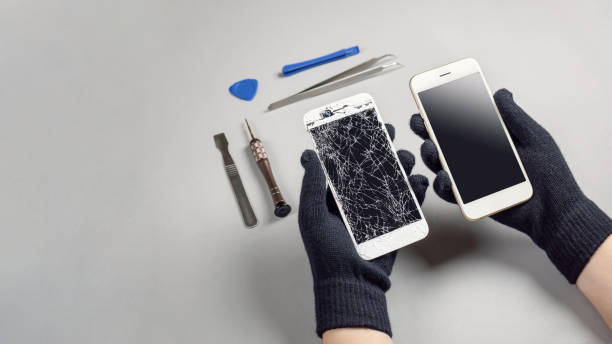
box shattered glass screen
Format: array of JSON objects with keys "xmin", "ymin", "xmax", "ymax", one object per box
[{"xmin": 309, "ymin": 108, "xmax": 422, "ymax": 244}]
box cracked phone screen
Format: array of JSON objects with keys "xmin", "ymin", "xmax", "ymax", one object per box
[{"xmin": 309, "ymin": 107, "xmax": 421, "ymax": 244}]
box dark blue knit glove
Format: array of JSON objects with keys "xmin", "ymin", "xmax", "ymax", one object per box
[
  {"xmin": 410, "ymin": 88, "xmax": 612, "ymax": 283},
  {"xmin": 298, "ymin": 124, "xmax": 429, "ymax": 337}
]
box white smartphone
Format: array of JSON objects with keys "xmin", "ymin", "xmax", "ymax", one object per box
[
  {"xmin": 303, "ymin": 93, "xmax": 428, "ymax": 260},
  {"xmin": 409, "ymin": 58, "xmax": 533, "ymax": 221}
]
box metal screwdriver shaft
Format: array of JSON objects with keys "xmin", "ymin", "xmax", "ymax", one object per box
[{"xmin": 245, "ymin": 119, "xmax": 292, "ymax": 217}]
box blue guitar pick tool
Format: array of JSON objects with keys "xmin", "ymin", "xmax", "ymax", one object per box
[
  {"xmin": 229, "ymin": 78, "xmax": 258, "ymax": 101},
  {"xmin": 282, "ymin": 46, "xmax": 360, "ymax": 76}
]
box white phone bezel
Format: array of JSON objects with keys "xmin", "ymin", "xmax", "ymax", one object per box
[
  {"xmin": 409, "ymin": 58, "xmax": 533, "ymax": 221},
  {"xmin": 303, "ymin": 93, "xmax": 428, "ymax": 260}
]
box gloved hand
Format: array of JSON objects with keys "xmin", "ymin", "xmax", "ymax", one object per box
[
  {"xmin": 298, "ymin": 124, "xmax": 429, "ymax": 337},
  {"xmin": 410, "ymin": 88, "xmax": 611, "ymax": 283}
]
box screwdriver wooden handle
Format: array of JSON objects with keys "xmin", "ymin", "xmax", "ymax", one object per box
[{"xmin": 249, "ymin": 138, "xmax": 291, "ymax": 217}]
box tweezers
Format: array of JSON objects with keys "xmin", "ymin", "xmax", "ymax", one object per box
[{"xmin": 267, "ymin": 54, "xmax": 403, "ymax": 111}]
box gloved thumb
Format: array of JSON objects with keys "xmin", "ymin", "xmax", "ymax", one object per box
[
  {"xmin": 494, "ymin": 89, "xmax": 547, "ymax": 145},
  {"xmin": 299, "ymin": 150, "xmax": 328, "ymax": 214}
]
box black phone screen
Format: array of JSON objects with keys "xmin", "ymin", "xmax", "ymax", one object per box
[
  {"xmin": 418, "ymin": 72, "xmax": 525, "ymax": 203},
  {"xmin": 309, "ymin": 108, "xmax": 421, "ymax": 244}
]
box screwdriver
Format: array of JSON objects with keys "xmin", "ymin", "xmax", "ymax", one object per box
[{"xmin": 245, "ymin": 119, "xmax": 292, "ymax": 218}]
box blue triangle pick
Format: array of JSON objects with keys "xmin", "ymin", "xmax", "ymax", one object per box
[{"xmin": 229, "ymin": 78, "xmax": 258, "ymax": 101}]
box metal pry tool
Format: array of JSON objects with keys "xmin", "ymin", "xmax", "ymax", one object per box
[
  {"xmin": 214, "ymin": 133, "xmax": 258, "ymax": 228},
  {"xmin": 268, "ymin": 54, "xmax": 403, "ymax": 111},
  {"xmin": 245, "ymin": 119, "xmax": 292, "ymax": 218}
]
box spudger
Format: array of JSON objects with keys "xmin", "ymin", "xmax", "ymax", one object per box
[{"xmin": 214, "ymin": 133, "xmax": 258, "ymax": 228}]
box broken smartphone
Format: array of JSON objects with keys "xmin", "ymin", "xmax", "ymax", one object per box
[{"xmin": 303, "ymin": 93, "xmax": 428, "ymax": 260}]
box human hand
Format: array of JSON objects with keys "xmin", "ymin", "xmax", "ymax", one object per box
[
  {"xmin": 298, "ymin": 123, "xmax": 429, "ymax": 337},
  {"xmin": 410, "ymin": 88, "xmax": 611, "ymax": 283}
]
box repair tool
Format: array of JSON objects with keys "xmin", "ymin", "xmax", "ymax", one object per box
[
  {"xmin": 245, "ymin": 119, "xmax": 292, "ymax": 218},
  {"xmin": 282, "ymin": 45, "xmax": 360, "ymax": 76},
  {"xmin": 268, "ymin": 54, "xmax": 402, "ymax": 111},
  {"xmin": 229, "ymin": 78, "xmax": 258, "ymax": 101},
  {"xmin": 214, "ymin": 133, "xmax": 258, "ymax": 228}
]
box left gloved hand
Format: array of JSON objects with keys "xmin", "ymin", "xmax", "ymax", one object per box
[{"xmin": 298, "ymin": 123, "xmax": 429, "ymax": 337}]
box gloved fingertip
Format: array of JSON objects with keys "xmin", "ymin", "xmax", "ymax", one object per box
[
  {"xmin": 494, "ymin": 88, "xmax": 519, "ymax": 115},
  {"xmin": 433, "ymin": 170, "xmax": 456, "ymax": 203},
  {"xmin": 300, "ymin": 150, "xmax": 318, "ymax": 167},
  {"xmin": 433, "ymin": 175, "xmax": 450, "ymax": 193},
  {"xmin": 494, "ymin": 88, "xmax": 513, "ymax": 100},
  {"xmin": 299, "ymin": 150, "xmax": 327, "ymax": 216},
  {"xmin": 421, "ymin": 139, "xmax": 437, "ymax": 156},
  {"xmin": 385, "ymin": 123, "xmax": 395, "ymax": 141},
  {"xmin": 397, "ymin": 149, "xmax": 415, "ymax": 170},
  {"xmin": 409, "ymin": 174, "xmax": 429, "ymax": 205},
  {"xmin": 493, "ymin": 88, "xmax": 545, "ymax": 145},
  {"xmin": 421, "ymin": 140, "xmax": 442, "ymax": 173},
  {"xmin": 410, "ymin": 114, "xmax": 428, "ymax": 139},
  {"xmin": 410, "ymin": 173, "xmax": 429, "ymax": 187}
]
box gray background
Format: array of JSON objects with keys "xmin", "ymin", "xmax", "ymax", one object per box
[{"xmin": 1, "ymin": 0, "xmax": 611, "ymax": 343}]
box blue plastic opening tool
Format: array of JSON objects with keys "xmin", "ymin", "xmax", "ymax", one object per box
[
  {"xmin": 282, "ymin": 46, "xmax": 360, "ymax": 76},
  {"xmin": 269, "ymin": 54, "xmax": 402, "ymax": 111},
  {"xmin": 229, "ymin": 78, "xmax": 258, "ymax": 101}
]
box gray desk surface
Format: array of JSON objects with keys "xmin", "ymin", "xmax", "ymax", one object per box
[{"xmin": 1, "ymin": 1, "xmax": 611, "ymax": 343}]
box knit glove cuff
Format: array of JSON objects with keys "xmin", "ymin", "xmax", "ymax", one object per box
[
  {"xmin": 314, "ymin": 278, "xmax": 391, "ymax": 338},
  {"xmin": 544, "ymin": 198, "xmax": 612, "ymax": 283}
]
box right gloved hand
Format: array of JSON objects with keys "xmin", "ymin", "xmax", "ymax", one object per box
[{"xmin": 410, "ymin": 88, "xmax": 611, "ymax": 283}]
